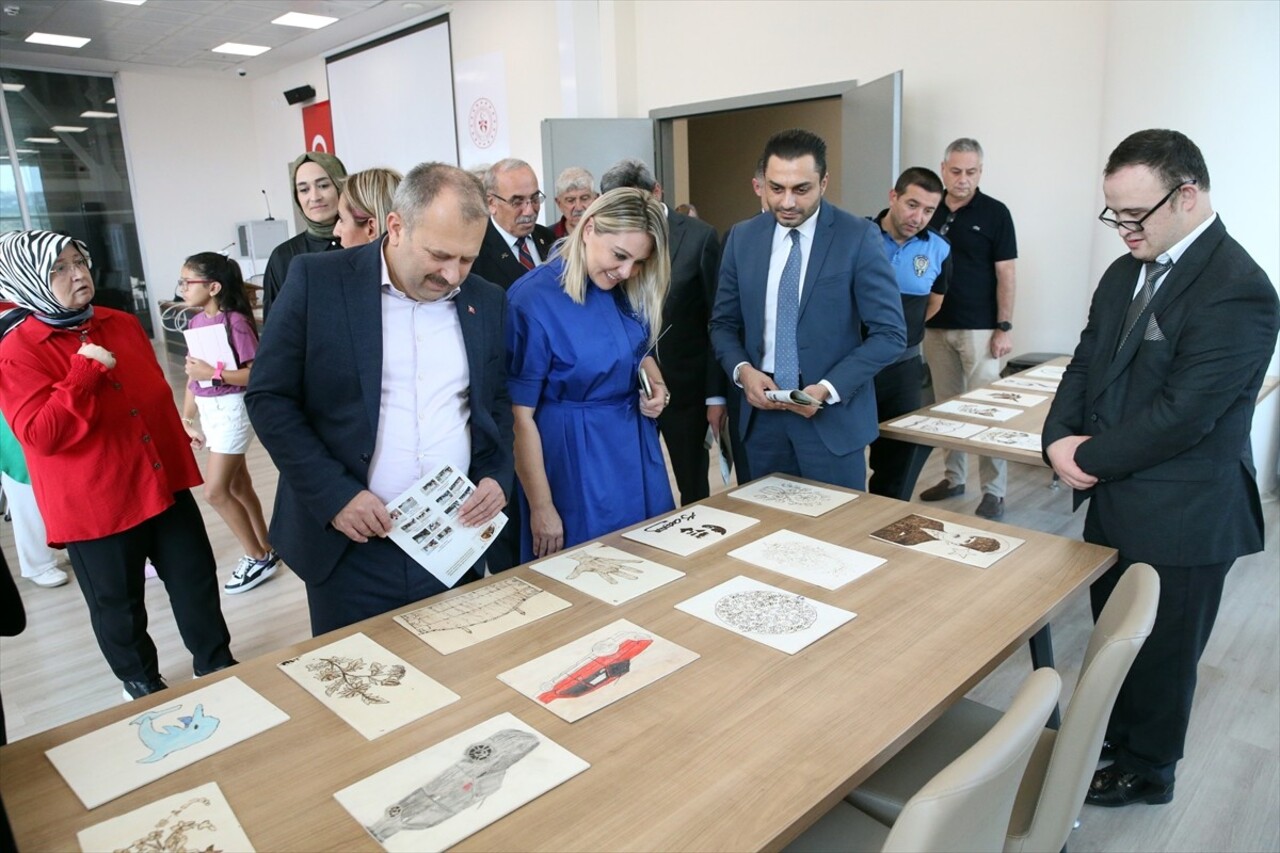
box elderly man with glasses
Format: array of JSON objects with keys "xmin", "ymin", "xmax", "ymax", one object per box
[
  {"xmin": 1044, "ymin": 129, "xmax": 1279, "ymax": 809},
  {"xmin": 471, "ymin": 158, "xmax": 558, "ymax": 291}
]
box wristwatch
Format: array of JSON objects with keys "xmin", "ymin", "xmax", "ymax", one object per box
[
  {"xmin": 995, "ymin": 321, "xmax": 1013, "ymax": 332},
  {"xmin": 211, "ymin": 361, "xmax": 225, "ymax": 387}
]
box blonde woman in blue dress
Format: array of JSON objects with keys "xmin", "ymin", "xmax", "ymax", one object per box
[{"xmin": 507, "ymin": 188, "xmax": 674, "ymax": 561}]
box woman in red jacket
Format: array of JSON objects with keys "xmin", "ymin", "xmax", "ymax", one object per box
[{"xmin": 0, "ymin": 230, "xmax": 236, "ymax": 701}]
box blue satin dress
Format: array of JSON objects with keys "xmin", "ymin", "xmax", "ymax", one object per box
[{"xmin": 506, "ymin": 258, "xmax": 675, "ymax": 562}]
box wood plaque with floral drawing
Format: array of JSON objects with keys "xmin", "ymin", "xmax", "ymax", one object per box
[
  {"xmin": 76, "ymin": 782, "xmax": 254, "ymax": 853},
  {"xmin": 278, "ymin": 632, "xmax": 459, "ymax": 739}
]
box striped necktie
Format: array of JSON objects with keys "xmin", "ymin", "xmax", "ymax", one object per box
[
  {"xmin": 515, "ymin": 236, "xmax": 535, "ymax": 271},
  {"xmin": 1116, "ymin": 260, "xmax": 1171, "ymax": 352}
]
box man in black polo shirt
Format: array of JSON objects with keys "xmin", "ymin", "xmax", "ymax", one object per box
[
  {"xmin": 919, "ymin": 138, "xmax": 1018, "ymax": 519},
  {"xmin": 867, "ymin": 167, "xmax": 951, "ymax": 500}
]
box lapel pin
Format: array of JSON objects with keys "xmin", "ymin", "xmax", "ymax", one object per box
[{"xmin": 468, "ymin": 305, "xmax": 476, "ymax": 314}]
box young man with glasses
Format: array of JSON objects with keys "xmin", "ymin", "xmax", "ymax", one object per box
[
  {"xmin": 1044, "ymin": 129, "xmax": 1279, "ymax": 808},
  {"xmin": 471, "ymin": 158, "xmax": 557, "ymax": 292},
  {"xmin": 919, "ymin": 138, "xmax": 1018, "ymax": 519}
]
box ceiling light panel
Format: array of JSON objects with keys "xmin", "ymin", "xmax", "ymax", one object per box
[
  {"xmin": 81, "ymin": 111, "xmax": 119, "ymax": 119},
  {"xmin": 25, "ymin": 33, "xmax": 93, "ymax": 49},
  {"xmin": 211, "ymin": 42, "xmax": 271, "ymax": 56},
  {"xmin": 51, "ymin": 126, "xmax": 89, "ymax": 133},
  {"xmin": 272, "ymin": 12, "xmax": 339, "ymax": 29}
]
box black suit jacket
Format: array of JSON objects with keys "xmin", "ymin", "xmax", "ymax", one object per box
[
  {"xmin": 658, "ymin": 209, "xmax": 724, "ymax": 407},
  {"xmin": 470, "ymin": 220, "xmax": 558, "ymax": 289},
  {"xmin": 1043, "ymin": 217, "xmax": 1279, "ymax": 565},
  {"xmin": 245, "ymin": 239, "xmax": 514, "ymax": 585}
]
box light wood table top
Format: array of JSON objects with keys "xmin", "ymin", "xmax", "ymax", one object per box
[
  {"xmin": 878, "ymin": 357, "xmax": 1070, "ymax": 467},
  {"xmin": 0, "ymin": 481, "xmax": 1115, "ymax": 852}
]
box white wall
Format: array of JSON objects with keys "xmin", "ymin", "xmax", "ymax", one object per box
[
  {"xmin": 115, "ymin": 71, "xmax": 261, "ymax": 309},
  {"xmin": 248, "ymin": 57, "xmax": 330, "ymax": 237}
]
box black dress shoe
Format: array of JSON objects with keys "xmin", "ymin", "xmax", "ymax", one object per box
[
  {"xmin": 1085, "ymin": 767, "xmax": 1174, "ymax": 807},
  {"xmin": 1099, "ymin": 740, "xmax": 1117, "ymax": 762},
  {"xmin": 121, "ymin": 678, "xmax": 168, "ymax": 701},
  {"xmin": 194, "ymin": 660, "xmax": 239, "ymax": 678},
  {"xmin": 920, "ymin": 479, "xmax": 965, "ymax": 501}
]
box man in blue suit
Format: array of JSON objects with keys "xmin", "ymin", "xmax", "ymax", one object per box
[
  {"xmin": 246, "ymin": 163, "xmax": 514, "ymax": 636},
  {"xmin": 711, "ymin": 129, "xmax": 906, "ymax": 489}
]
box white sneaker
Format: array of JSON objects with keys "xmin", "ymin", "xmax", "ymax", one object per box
[
  {"xmin": 223, "ymin": 551, "xmax": 279, "ymax": 595},
  {"xmin": 27, "ymin": 566, "xmax": 69, "ymax": 588}
]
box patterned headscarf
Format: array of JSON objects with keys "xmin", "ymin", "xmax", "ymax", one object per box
[
  {"xmin": 290, "ymin": 152, "xmax": 347, "ymax": 240},
  {"xmin": 0, "ymin": 230, "xmax": 95, "ymax": 337}
]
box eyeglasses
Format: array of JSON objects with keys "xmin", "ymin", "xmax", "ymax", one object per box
[
  {"xmin": 177, "ymin": 278, "xmax": 214, "ymax": 290},
  {"xmin": 49, "ymin": 257, "xmax": 90, "ymax": 280},
  {"xmin": 939, "ymin": 212, "xmax": 957, "ymax": 236},
  {"xmin": 1098, "ymin": 180, "xmax": 1195, "ymax": 232},
  {"xmin": 489, "ymin": 191, "xmax": 545, "ymax": 210}
]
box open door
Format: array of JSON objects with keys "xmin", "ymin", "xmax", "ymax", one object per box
[
  {"xmin": 540, "ymin": 118, "xmax": 656, "ymax": 224},
  {"xmin": 841, "ymin": 71, "xmax": 902, "ymax": 218}
]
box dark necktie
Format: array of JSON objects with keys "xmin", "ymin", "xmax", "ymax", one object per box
[
  {"xmin": 774, "ymin": 230, "xmax": 803, "ymax": 389},
  {"xmin": 515, "ymin": 236, "xmax": 535, "ymax": 271},
  {"xmin": 1116, "ymin": 260, "xmax": 1171, "ymax": 352}
]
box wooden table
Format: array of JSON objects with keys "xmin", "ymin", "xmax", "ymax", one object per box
[
  {"xmin": 878, "ymin": 357, "xmax": 1070, "ymax": 468},
  {"xmin": 0, "ymin": 482, "xmax": 1115, "ymax": 852}
]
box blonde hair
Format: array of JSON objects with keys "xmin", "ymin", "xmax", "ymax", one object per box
[
  {"xmin": 554, "ymin": 187, "xmax": 669, "ymax": 348},
  {"xmin": 341, "ymin": 168, "xmax": 403, "ymax": 237}
]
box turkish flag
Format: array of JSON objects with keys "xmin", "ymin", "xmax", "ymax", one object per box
[{"xmin": 302, "ymin": 101, "xmax": 335, "ymax": 155}]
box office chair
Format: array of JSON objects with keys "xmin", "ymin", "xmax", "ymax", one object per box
[
  {"xmin": 786, "ymin": 666, "xmax": 1062, "ymax": 853},
  {"xmin": 848, "ymin": 563, "xmax": 1159, "ymax": 852}
]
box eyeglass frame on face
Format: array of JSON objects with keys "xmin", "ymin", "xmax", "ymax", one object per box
[
  {"xmin": 49, "ymin": 256, "xmax": 90, "ymax": 281},
  {"xmin": 1098, "ymin": 180, "xmax": 1196, "ymax": 233},
  {"xmin": 489, "ymin": 190, "xmax": 546, "ymax": 210},
  {"xmin": 177, "ymin": 277, "xmax": 215, "ymax": 291}
]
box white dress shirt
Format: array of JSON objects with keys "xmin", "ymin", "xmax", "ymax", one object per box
[
  {"xmin": 1132, "ymin": 213, "xmax": 1217, "ymax": 298},
  {"xmin": 367, "ymin": 247, "xmax": 472, "ymax": 503}
]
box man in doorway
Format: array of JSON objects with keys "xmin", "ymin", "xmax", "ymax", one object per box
[
  {"xmin": 919, "ymin": 137, "xmax": 1017, "ymax": 519},
  {"xmin": 600, "ymin": 158, "xmax": 724, "ymax": 505},
  {"xmin": 1044, "ymin": 129, "xmax": 1279, "ymax": 807},
  {"xmin": 867, "ymin": 167, "xmax": 951, "ymax": 500},
  {"xmin": 470, "ymin": 158, "xmax": 557, "ymax": 290},
  {"xmin": 551, "ymin": 167, "xmax": 595, "ymax": 239},
  {"xmin": 246, "ymin": 163, "xmax": 514, "ymax": 635},
  {"xmin": 710, "ymin": 128, "xmax": 905, "ymax": 489}
]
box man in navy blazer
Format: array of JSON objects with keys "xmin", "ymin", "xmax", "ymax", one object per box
[
  {"xmin": 711, "ymin": 129, "xmax": 905, "ymax": 489},
  {"xmin": 1044, "ymin": 130, "xmax": 1279, "ymax": 807},
  {"xmin": 247, "ymin": 163, "xmax": 513, "ymax": 636}
]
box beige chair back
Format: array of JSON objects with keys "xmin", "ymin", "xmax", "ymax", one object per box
[
  {"xmin": 1005, "ymin": 563, "xmax": 1159, "ymax": 852},
  {"xmin": 882, "ymin": 667, "xmax": 1061, "ymax": 853}
]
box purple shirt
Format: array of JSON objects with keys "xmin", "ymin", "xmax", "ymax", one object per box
[{"xmin": 187, "ymin": 310, "xmax": 258, "ymax": 397}]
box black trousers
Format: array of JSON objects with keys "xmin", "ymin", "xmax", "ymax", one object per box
[
  {"xmin": 867, "ymin": 356, "xmax": 930, "ymax": 501},
  {"xmin": 485, "ymin": 494, "xmax": 521, "ymax": 573},
  {"xmin": 659, "ymin": 400, "xmax": 711, "ymax": 505},
  {"xmin": 1090, "ymin": 554, "xmax": 1232, "ymax": 786},
  {"xmin": 65, "ymin": 490, "xmax": 234, "ymax": 684},
  {"xmin": 306, "ymin": 535, "xmax": 482, "ymax": 636}
]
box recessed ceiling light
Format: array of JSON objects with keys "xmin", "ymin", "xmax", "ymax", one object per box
[
  {"xmin": 106, "ymin": 97, "xmax": 117, "ymax": 104},
  {"xmin": 26, "ymin": 32, "xmax": 92, "ymax": 49},
  {"xmin": 25, "ymin": 137, "xmax": 60, "ymax": 144},
  {"xmin": 51, "ymin": 126, "xmax": 89, "ymax": 133},
  {"xmin": 103, "ymin": 0, "xmax": 148, "ymax": 5},
  {"xmin": 80, "ymin": 111, "xmax": 118, "ymax": 119},
  {"xmin": 13, "ymin": 149, "xmax": 38, "ymax": 155},
  {"xmin": 2, "ymin": 83, "xmax": 25, "ymax": 92},
  {"xmin": 272, "ymin": 12, "xmax": 338, "ymax": 29},
  {"xmin": 212, "ymin": 42, "xmax": 270, "ymax": 57}
]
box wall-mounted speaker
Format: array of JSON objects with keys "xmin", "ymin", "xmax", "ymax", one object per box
[{"xmin": 283, "ymin": 85, "xmax": 316, "ymax": 106}]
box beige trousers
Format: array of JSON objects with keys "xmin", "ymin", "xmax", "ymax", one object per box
[{"xmin": 923, "ymin": 328, "xmax": 1007, "ymax": 496}]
